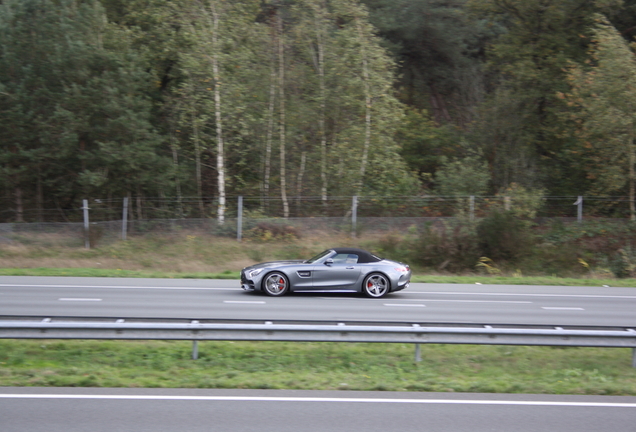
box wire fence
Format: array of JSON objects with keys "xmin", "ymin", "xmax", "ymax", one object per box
[
  {"xmin": 2, "ymin": 195, "xmax": 636, "ymax": 223},
  {"xmin": 0, "ymin": 195, "xmax": 634, "ymax": 248}
]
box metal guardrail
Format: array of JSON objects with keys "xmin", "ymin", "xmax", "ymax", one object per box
[{"xmin": 1, "ymin": 316, "xmax": 635, "ymax": 365}]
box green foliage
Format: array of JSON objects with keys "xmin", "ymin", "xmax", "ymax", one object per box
[
  {"xmin": 497, "ymin": 183, "xmax": 546, "ymax": 219},
  {"xmin": 562, "ymin": 14, "xmax": 636, "ymax": 218},
  {"xmin": 476, "ymin": 210, "xmax": 534, "ymax": 261},
  {"xmin": 0, "ymin": 0, "xmax": 169, "ymax": 212},
  {"xmin": 410, "ymin": 221, "xmax": 481, "ymax": 272},
  {"xmin": 434, "ymin": 154, "xmax": 490, "ymax": 196}
]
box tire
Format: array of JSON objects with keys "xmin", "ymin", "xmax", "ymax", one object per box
[
  {"xmin": 262, "ymin": 272, "xmax": 290, "ymax": 296},
  {"xmin": 362, "ymin": 273, "xmax": 390, "ymax": 298}
]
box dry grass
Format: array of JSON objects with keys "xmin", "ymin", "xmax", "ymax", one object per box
[{"xmin": 0, "ymin": 231, "xmax": 373, "ymax": 274}]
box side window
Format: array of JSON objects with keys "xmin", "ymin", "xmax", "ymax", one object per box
[
  {"xmin": 331, "ymin": 254, "xmax": 348, "ymax": 263},
  {"xmin": 332, "ymin": 254, "xmax": 359, "ymax": 264}
]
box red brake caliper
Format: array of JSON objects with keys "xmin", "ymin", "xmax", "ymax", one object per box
[{"xmin": 279, "ymin": 278, "xmax": 284, "ymax": 289}]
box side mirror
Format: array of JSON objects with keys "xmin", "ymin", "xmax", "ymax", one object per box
[{"xmin": 325, "ymin": 258, "xmax": 334, "ymax": 266}]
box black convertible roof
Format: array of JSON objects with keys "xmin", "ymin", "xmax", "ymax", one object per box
[{"xmin": 332, "ymin": 248, "xmax": 382, "ymax": 264}]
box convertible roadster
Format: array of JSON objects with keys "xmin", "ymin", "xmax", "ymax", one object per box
[{"xmin": 240, "ymin": 247, "xmax": 411, "ymax": 298}]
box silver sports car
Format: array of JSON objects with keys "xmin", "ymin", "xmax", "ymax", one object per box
[{"xmin": 240, "ymin": 248, "xmax": 411, "ymax": 298}]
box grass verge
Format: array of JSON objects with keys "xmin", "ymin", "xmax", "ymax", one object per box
[
  {"xmin": 1, "ymin": 340, "xmax": 635, "ymax": 394},
  {"xmin": 0, "ymin": 266, "xmax": 633, "ymax": 287}
]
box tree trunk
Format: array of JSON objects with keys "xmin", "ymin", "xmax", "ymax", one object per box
[
  {"xmin": 262, "ymin": 38, "xmax": 277, "ymax": 215},
  {"xmin": 14, "ymin": 186, "xmax": 23, "ymax": 222},
  {"xmin": 277, "ymin": 11, "xmax": 289, "ymax": 219},
  {"xmin": 136, "ymin": 185, "xmax": 143, "ymax": 220},
  {"xmin": 170, "ymin": 133, "xmax": 184, "ymax": 218},
  {"xmin": 355, "ymin": 17, "xmax": 371, "ymax": 199},
  {"xmin": 629, "ymin": 122, "xmax": 635, "ymax": 221},
  {"xmin": 192, "ymin": 113, "xmax": 205, "ymax": 217},
  {"xmin": 210, "ymin": 2, "xmax": 225, "ymax": 225},
  {"xmin": 314, "ymin": 7, "xmax": 328, "ymax": 212},
  {"xmin": 36, "ymin": 167, "xmax": 43, "ymax": 222},
  {"xmin": 296, "ymin": 150, "xmax": 307, "ymax": 216}
]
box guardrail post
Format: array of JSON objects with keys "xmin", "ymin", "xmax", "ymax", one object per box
[
  {"xmin": 192, "ymin": 341, "xmax": 199, "ymax": 360},
  {"xmin": 413, "ymin": 325, "xmax": 421, "ymax": 362}
]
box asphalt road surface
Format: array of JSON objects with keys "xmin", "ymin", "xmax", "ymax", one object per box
[
  {"xmin": 1, "ymin": 388, "xmax": 636, "ymax": 432},
  {"xmin": 1, "ymin": 276, "xmax": 635, "ymax": 326}
]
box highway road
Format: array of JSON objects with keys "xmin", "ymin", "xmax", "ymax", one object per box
[
  {"xmin": 2, "ymin": 388, "xmax": 636, "ymax": 432},
  {"xmin": 1, "ymin": 276, "xmax": 635, "ymax": 326}
]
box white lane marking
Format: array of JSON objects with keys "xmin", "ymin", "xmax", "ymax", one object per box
[
  {"xmin": 2, "ymin": 284, "xmax": 635, "ymax": 298},
  {"xmin": 58, "ymin": 298, "xmax": 102, "ymax": 302},
  {"xmin": 410, "ymin": 291, "xmax": 636, "ymax": 299},
  {"xmin": 319, "ymin": 297, "xmax": 531, "ymax": 304},
  {"xmin": 0, "ymin": 284, "xmax": 236, "ymax": 291},
  {"xmin": 541, "ymin": 307, "xmax": 585, "ymax": 311},
  {"xmin": 1, "ymin": 394, "xmax": 635, "ymax": 407},
  {"xmin": 223, "ymin": 301, "xmax": 266, "ymax": 304},
  {"xmin": 402, "ymin": 299, "xmax": 532, "ymax": 304},
  {"xmin": 384, "ymin": 304, "xmax": 425, "ymax": 307}
]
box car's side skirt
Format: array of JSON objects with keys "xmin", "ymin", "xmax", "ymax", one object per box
[{"xmin": 293, "ymin": 289, "xmax": 358, "ymax": 293}]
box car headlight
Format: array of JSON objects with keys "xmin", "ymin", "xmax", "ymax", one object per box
[{"xmin": 247, "ymin": 268, "xmax": 265, "ymax": 279}]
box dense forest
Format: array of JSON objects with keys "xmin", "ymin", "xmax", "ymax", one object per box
[{"xmin": 2, "ymin": 0, "xmax": 636, "ymax": 223}]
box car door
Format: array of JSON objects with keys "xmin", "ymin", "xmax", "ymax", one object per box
[{"xmin": 311, "ymin": 253, "xmax": 361, "ymax": 289}]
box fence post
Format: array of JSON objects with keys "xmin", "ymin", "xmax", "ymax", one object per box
[
  {"xmin": 574, "ymin": 196, "xmax": 583, "ymax": 223},
  {"xmin": 82, "ymin": 199, "xmax": 90, "ymax": 249},
  {"xmin": 469, "ymin": 195, "xmax": 475, "ymax": 222},
  {"xmin": 237, "ymin": 196, "xmax": 243, "ymax": 242},
  {"xmin": 122, "ymin": 197, "xmax": 128, "ymax": 240},
  {"xmin": 352, "ymin": 196, "xmax": 358, "ymax": 238}
]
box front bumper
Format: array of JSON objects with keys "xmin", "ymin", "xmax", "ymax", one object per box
[{"xmin": 240, "ymin": 271, "xmax": 256, "ymax": 291}]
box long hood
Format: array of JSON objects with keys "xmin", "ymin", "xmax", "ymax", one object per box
[{"xmin": 244, "ymin": 260, "xmax": 305, "ymax": 270}]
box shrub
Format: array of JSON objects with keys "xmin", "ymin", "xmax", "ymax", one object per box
[
  {"xmin": 410, "ymin": 221, "xmax": 480, "ymax": 272},
  {"xmin": 245, "ymin": 222, "xmax": 300, "ymax": 242},
  {"xmin": 476, "ymin": 210, "xmax": 533, "ymax": 262}
]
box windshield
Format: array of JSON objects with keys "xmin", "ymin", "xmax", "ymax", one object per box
[{"xmin": 304, "ymin": 249, "xmax": 333, "ymax": 264}]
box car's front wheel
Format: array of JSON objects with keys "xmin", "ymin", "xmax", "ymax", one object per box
[
  {"xmin": 362, "ymin": 273, "xmax": 390, "ymax": 298},
  {"xmin": 262, "ymin": 272, "xmax": 290, "ymax": 296}
]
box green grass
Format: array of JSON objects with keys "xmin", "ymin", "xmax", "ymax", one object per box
[
  {"xmin": 1, "ymin": 340, "xmax": 635, "ymax": 394},
  {"xmin": 0, "ymin": 266, "xmax": 633, "ymax": 287}
]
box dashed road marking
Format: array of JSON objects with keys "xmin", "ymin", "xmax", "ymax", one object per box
[
  {"xmin": 384, "ymin": 303, "xmax": 425, "ymax": 307},
  {"xmin": 58, "ymin": 298, "xmax": 102, "ymax": 302},
  {"xmin": 223, "ymin": 301, "xmax": 266, "ymax": 304}
]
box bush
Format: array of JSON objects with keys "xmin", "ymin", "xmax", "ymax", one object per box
[
  {"xmin": 410, "ymin": 221, "xmax": 480, "ymax": 272},
  {"xmin": 245, "ymin": 222, "xmax": 300, "ymax": 242},
  {"xmin": 477, "ymin": 210, "xmax": 533, "ymax": 262}
]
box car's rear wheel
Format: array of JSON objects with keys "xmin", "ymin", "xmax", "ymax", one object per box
[
  {"xmin": 262, "ymin": 272, "xmax": 290, "ymax": 296},
  {"xmin": 362, "ymin": 273, "xmax": 390, "ymax": 298}
]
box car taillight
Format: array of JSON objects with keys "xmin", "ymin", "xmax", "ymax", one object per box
[{"xmin": 395, "ymin": 267, "xmax": 408, "ymax": 272}]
